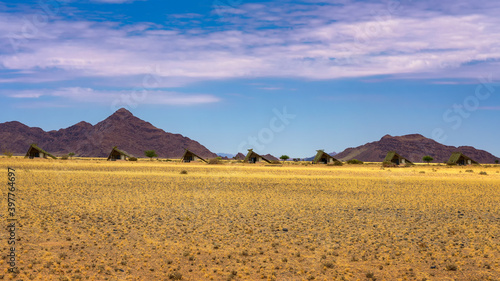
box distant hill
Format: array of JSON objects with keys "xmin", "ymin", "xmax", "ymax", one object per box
[
  {"xmin": 335, "ymin": 134, "xmax": 498, "ymax": 163},
  {"xmin": 217, "ymin": 153, "xmax": 235, "ymax": 158},
  {"xmin": 304, "ymin": 152, "xmax": 337, "ymax": 162},
  {"xmin": 0, "ymin": 108, "xmax": 217, "ymax": 158},
  {"xmin": 234, "ymin": 153, "xmax": 245, "ymax": 160}
]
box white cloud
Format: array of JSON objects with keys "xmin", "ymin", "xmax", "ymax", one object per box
[
  {"xmin": 1, "ymin": 0, "xmax": 500, "ymax": 87},
  {"xmin": 6, "ymin": 88, "xmax": 220, "ymax": 107}
]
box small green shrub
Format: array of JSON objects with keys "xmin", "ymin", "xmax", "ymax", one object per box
[
  {"xmin": 3, "ymin": 150, "xmax": 13, "ymax": 158},
  {"xmin": 465, "ymin": 169, "xmax": 474, "ymax": 173},
  {"xmin": 445, "ymin": 264, "xmax": 458, "ymax": 271},
  {"xmin": 168, "ymin": 272, "xmax": 183, "ymax": 280},
  {"xmin": 129, "ymin": 157, "xmax": 138, "ymax": 161},
  {"xmin": 479, "ymin": 171, "xmax": 487, "ymax": 175},
  {"xmin": 323, "ymin": 262, "xmax": 335, "ymax": 268},
  {"xmin": 327, "ymin": 161, "xmax": 343, "ymax": 166},
  {"xmin": 382, "ymin": 161, "xmax": 395, "ymax": 167},
  {"xmin": 180, "ymin": 170, "xmax": 188, "ymax": 174},
  {"xmin": 347, "ymin": 159, "xmax": 364, "ymax": 164},
  {"xmin": 60, "ymin": 154, "xmax": 69, "ymax": 160}
]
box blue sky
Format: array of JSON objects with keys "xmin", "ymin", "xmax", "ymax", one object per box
[{"xmin": 1, "ymin": 0, "xmax": 499, "ymax": 158}]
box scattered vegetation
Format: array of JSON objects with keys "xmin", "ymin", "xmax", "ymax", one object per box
[
  {"xmin": 280, "ymin": 155, "xmax": 290, "ymax": 163},
  {"xmin": 208, "ymin": 158, "xmax": 221, "ymax": 164},
  {"xmin": 129, "ymin": 157, "xmax": 138, "ymax": 161},
  {"xmin": 347, "ymin": 159, "xmax": 364, "ymax": 164},
  {"xmin": 3, "ymin": 150, "xmax": 13, "ymax": 157},
  {"xmin": 144, "ymin": 150, "xmax": 158, "ymax": 160},
  {"xmin": 422, "ymin": 155, "xmax": 434, "ymax": 164},
  {"xmin": 0, "ymin": 158, "xmax": 498, "ymax": 280}
]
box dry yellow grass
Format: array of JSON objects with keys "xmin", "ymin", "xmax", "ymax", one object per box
[{"xmin": 1, "ymin": 157, "xmax": 499, "ymax": 280}]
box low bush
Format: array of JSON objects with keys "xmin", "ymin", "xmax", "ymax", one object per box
[
  {"xmin": 382, "ymin": 161, "xmax": 395, "ymax": 167},
  {"xmin": 60, "ymin": 155, "xmax": 69, "ymax": 160},
  {"xmin": 347, "ymin": 159, "xmax": 364, "ymax": 164},
  {"xmin": 129, "ymin": 157, "xmax": 138, "ymax": 161}
]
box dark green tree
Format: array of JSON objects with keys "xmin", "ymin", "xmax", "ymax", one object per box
[
  {"xmin": 145, "ymin": 150, "xmax": 158, "ymax": 161},
  {"xmin": 422, "ymin": 155, "xmax": 434, "ymax": 165},
  {"xmin": 280, "ymin": 155, "xmax": 290, "ymax": 164}
]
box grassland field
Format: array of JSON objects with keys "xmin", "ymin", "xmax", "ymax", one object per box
[{"xmin": 0, "ymin": 157, "xmax": 499, "ymax": 281}]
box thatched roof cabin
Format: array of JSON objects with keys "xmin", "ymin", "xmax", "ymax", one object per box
[
  {"xmin": 25, "ymin": 144, "xmax": 56, "ymax": 159},
  {"xmin": 181, "ymin": 149, "xmax": 207, "ymax": 163},
  {"xmin": 312, "ymin": 150, "xmax": 339, "ymax": 164},
  {"xmin": 447, "ymin": 152, "xmax": 478, "ymax": 165},
  {"xmin": 384, "ymin": 151, "xmax": 413, "ymax": 165},
  {"xmin": 244, "ymin": 149, "xmax": 271, "ymax": 163},
  {"xmin": 107, "ymin": 147, "xmax": 132, "ymax": 161}
]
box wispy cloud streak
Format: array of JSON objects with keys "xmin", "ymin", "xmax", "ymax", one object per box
[{"xmin": 1, "ymin": 0, "xmax": 500, "ymax": 88}]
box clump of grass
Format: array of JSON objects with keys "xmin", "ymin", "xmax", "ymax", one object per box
[
  {"xmin": 168, "ymin": 272, "xmax": 183, "ymax": 280},
  {"xmin": 479, "ymin": 171, "xmax": 487, "ymax": 175},
  {"xmin": 323, "ymin": 262, "xmax": 334, "ymax": 269},
  {"xmin": 208, "ymin": 158, "xmax": 221, "ymax": 164},
  {"xmin": 445, "ymin": 264, "xmax": 458, "ymax": 271},
  {"xmin": 366, "ymin": 272, "xmax": 375, "ymax": 279},
  {"xmin": 419, "ymin": 171, "xmax": 425, "ymax": 174},
  {"xmin": 180, "ymin": 170, "xmax": 188, "ymax": 174},
  {"xmin": 465, "ymin": 169, "xmax": 474, "ymax": 173},
  {"xmin": 347, "ymin": 159, "xmax": 363, "ymax": 164}
]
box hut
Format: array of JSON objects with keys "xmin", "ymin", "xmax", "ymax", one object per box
[
  {"xmin": 181, "ymin": 149, "xmax": 207, "ymax": 163},
  {"xmin": 25, "ymin": 144, "xmax": 56, "ymax": 159},
  {"xmin": 447, "ymin": 152, "xmax": 478, "ymax": 165},
  {"xmin": 107, "ymin": 146, "xmax": 132, "ymax": 161},
  {"xmin": 312, "ymin": 150, "xmax": 339, "ymax": 164},
  {"xmin": 244, "ymin": 149, "xmax": 271, "ymax": 163},
  {"xmin": 384, "ymin": 151, "xmax": 413, "ymax": 165}
]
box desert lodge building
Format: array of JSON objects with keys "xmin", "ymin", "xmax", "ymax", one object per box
[
  {"xmin": 107, "ymin": 146, "xmax": 132, "ymax": 161},
  {"xmin": 384, "ymin": 151, "xmax": 413, "ymax": 165},
  {"xmin": 244, "ymin": 149, "xmax": 271, "ymax": 163},
  {"xmin": 25, "ymin": 144, "xmax": 57, "ymax": 159},
  {"xmin": 447, "ymin": 152, "xmax": 478, "ymax": 165},
  {"xmin": 312, "ymin": 150, "xmax": 339, "ymax": 164},
  {"xmin": 181, "ymin": 149, "xmax": 207, "ymax": 163}
]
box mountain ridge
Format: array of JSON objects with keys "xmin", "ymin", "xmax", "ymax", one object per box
[
  {"xmin": 335, "ymin": 134, "xmax": 498, "ymax": 163},
  {"xmin": 0, "ymin": 108, "xmax": 217, "ymax": 158}
]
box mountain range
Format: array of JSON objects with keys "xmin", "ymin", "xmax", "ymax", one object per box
[
  {"xmin": 0, "ymin": 108, "xmax": 216, "ymax": 158},
  {"xmin": 0, "ymin": 109, "xmax": 497, "ymax": 163},
  {"xmin": 334, "ymin": 134, "xmax": 498, "ymax": 164}
]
